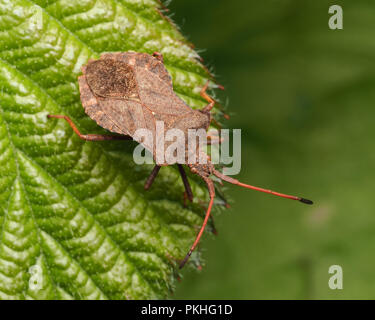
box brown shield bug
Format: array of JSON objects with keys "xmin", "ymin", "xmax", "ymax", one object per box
[{"xmin": 48, "ymin": 51, "xmax": 313, "ymax": 269}]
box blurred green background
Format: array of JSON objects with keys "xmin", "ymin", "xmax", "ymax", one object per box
[{"xmin": 170, "ymin": 0, "xmax": 375, "ymax": 299}]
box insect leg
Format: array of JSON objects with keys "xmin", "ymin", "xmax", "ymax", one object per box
[
  {"xmin": 179, "ymin": 178, "xmax": 215, "ymax": 269},
  {"xmin": 144, "ymin": 165, "xmax": 161, "ymax": 190},
  {"xmin": 47, "ymin": 115, "xmax": 132, "ymax": 141},
  {"xmin": 152, "ymin": 52, "xmax": 164, "ymax": 63},
  {"xmin": 196, "ymin": 199, "xmax": 218, "ymax": 235},
  {"xmin": 200, "ymin": 81, "xmax": 215, "ymax": 113},
  {"xmin": 177, "ymin": 164, "xmax": 193, "ymax": 203}
]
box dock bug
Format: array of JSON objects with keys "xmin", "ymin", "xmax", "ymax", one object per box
[{"xmin": 48, "ymin": 51, "xmax": 313, "ymax": 268}]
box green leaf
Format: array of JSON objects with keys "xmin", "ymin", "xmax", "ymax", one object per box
[{"xmin": 0, "ymin": 0, "xmax": 216, "ymax": 299}]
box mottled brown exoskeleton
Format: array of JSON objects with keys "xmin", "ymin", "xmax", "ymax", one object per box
[{"xmin": 48, "ymin": 51, "xmax": 313, "ymax": 268}]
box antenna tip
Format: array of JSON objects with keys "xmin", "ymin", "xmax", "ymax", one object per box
[{"xmin": 299, "ymin": 198, "xmax": 313, "ymax": 205}]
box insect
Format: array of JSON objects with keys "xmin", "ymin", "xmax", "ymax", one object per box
[{"xmin": 48, "ymin": 51, "xmax": 313, "ymax": 269}]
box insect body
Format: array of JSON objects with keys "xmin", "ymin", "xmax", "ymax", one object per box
[
  {"xmin": 79, "ymin": 51, "xmax": 211, "ymax": 160},
  {"xmin": 48, "ymin": 51, "xmax": 313, "ymax": 269}
]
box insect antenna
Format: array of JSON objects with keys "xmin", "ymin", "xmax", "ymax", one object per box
[
  {"xmin": 179, "ymin": 178, "xmax": 215, "ymax": 269},
  {"xmin": 213, "ymin": 170, "xmax": 313, "ymax": 205}
]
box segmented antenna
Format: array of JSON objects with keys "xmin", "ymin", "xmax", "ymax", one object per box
[
  {"xmin": 213, "ymin": 170, "xmax": 313, "ymax": 205},
  {"xmin": 179, "ymin": 170, "xmax": 313, "ymax": 268}
]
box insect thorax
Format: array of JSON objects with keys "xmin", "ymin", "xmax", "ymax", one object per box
[{"xmin": 188, "ymin": 162, "xmax": 215, "ymax": 179}]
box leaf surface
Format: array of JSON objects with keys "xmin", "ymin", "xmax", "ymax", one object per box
[{"xmin": 0, "ymin": 0, "xmax": 215, "ymax": 299}]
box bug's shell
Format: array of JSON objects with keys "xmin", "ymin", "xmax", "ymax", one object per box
[{"xmin": 78, "ymin": 52, "xmax": 210, "ymax": 165}]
